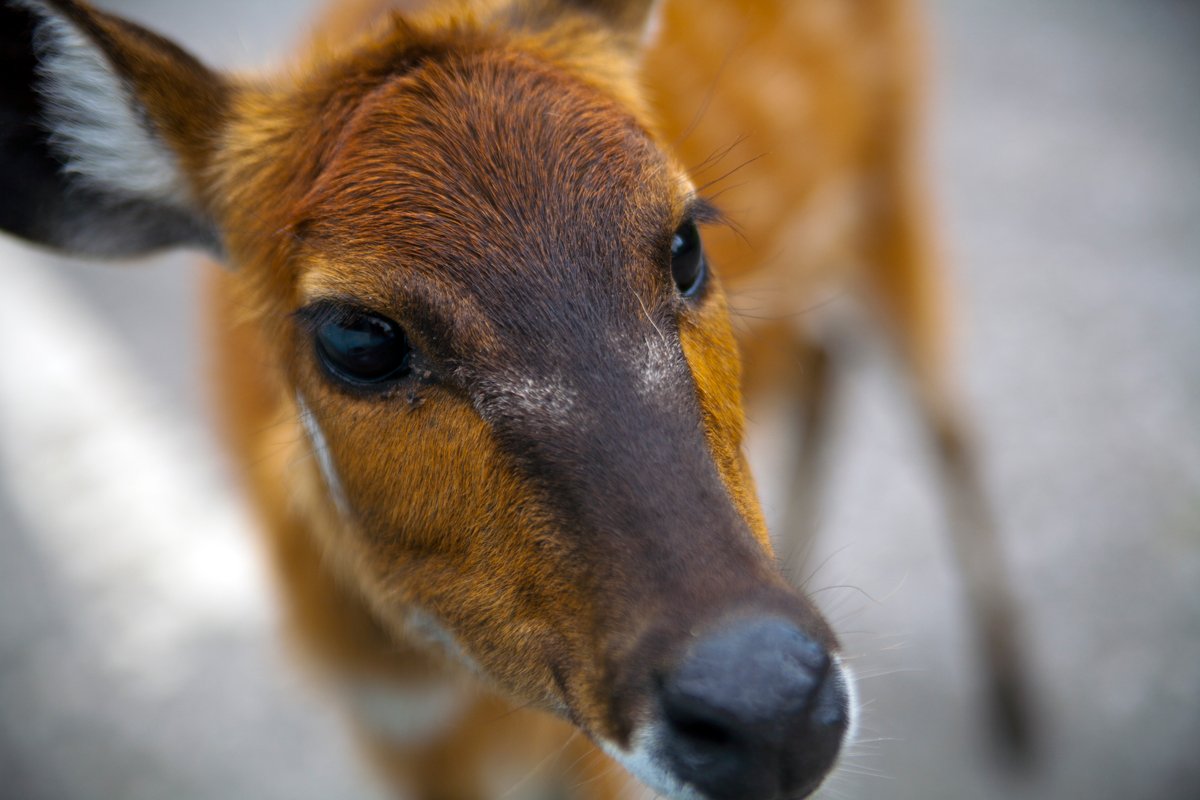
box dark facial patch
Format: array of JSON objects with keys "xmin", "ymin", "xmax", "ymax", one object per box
[
  {"xmin": 298, "ymin": 42, "xmax": 773, "ymax": 608},
  {"xmin": 285, "ymin": 39, "xmax": 824, "ymax": 746}
]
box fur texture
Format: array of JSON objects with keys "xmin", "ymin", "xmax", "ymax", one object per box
[{"xmin": 0, "ymin": 0, "xmax": 1031, "ymax": 797}]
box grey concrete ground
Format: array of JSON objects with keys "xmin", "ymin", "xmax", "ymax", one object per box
[{"xmin": 1, "ymin": 1, "xmax": 1198, "ymax": 799}]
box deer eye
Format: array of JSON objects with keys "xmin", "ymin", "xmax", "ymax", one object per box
[
  {"xmin": 312, "ymin": 306, "xmax": 412, "ymax": 386},
  {"xmin": 670, "ymin": 220, "xmax": 706, "ymax": 297}
]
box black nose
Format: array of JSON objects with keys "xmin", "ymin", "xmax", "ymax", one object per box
[{"xmin": 656, "ymin": 617, "xmax": 849, "ymax": 800}]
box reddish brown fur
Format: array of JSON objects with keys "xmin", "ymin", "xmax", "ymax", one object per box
[
  {"xmin": 1, "ymin": 0, "xmax": 1030, "ymax": 796},
  {"xmin": 211, "ymin": 0, "xmax": 1029, "ymax": 781},
  {"xmin": 648, "ymin": 0, "xmax": 949, "ymax": 386},
  {"xmin": 204, "ymin": 5, "xmax": 797, "ymax": 794}
]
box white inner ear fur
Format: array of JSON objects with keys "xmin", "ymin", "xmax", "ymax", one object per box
[
  {"xmin": 19, "ymin": 0, "xmax": 192, "ymax": 207},
  {"xmin": 640, "ymin": 0, "xmax": 665, "ymax": 48}
]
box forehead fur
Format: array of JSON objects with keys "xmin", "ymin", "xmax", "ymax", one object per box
[
  {"xmin": 218, "ymin": 11, "xmax": 686, "ymax": 321},
  {"xmin": 307, "ymin": 48, "xmax": 667, "ymax": 262},
  {"xmin": 296, "ymin": 44, "xmax": 684, "ymax": 360}
]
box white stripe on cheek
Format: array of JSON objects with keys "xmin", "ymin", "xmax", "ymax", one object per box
[{"xmin": 296, "ymin": 394, "xmax": 350, "ymax": 516}]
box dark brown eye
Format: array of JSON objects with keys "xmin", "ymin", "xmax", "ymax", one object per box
[
  {"xmin": 314, "ymin": 306, "xmax": 411, "ymax": 386},
  {"xmin": 671, "ymin": 220, "xmax": 706, "ymax": 297}
]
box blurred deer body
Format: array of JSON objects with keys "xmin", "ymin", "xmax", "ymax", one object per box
[
  {"xmin": 657, "ymin": 0, "xmax": 1030, "ymax": 756},
  {"xmin": 648, "ymin": 0, "xmax": 948, "ymax": 555},
  {"xmin": 0, "ymin": 1, "xmax": 1025, "ymax": 799},
  {"xmin": 648, "ymin": 0, "xmax": 1030, "ymax": 754}
]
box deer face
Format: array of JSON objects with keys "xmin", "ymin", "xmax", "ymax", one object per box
[{"xmin": 0, "ymin": 1, "xmax": 853, "ymax": 797}]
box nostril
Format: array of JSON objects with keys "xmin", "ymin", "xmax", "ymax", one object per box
[
  {"xmin": 660, "ymin": 682, "xmax": 738, "ymax": 748},
  {"xmin": 672, "ymin": 712, "xmax": 735, "ymax": 748}
]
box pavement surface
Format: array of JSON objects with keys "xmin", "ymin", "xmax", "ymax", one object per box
[{"xmin": 1, "ymin": 1, "xmax": 1197, "ymax": 799}]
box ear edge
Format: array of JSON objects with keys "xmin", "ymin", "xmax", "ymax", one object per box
[
  {"xmin": 0, "ymin": 0, "xmax": 228, "ymax": 259},
  {"xmin": 561, "ymin": 0, "xmax": 661, "ymax": 42},
  {"xmin": 501, "ymin": 0, "xmax": 662, "ymax": 48}
]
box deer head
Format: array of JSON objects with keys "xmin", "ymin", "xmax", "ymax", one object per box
[{"xmin": 0, "ymin": 1, "xmax": 853, "ymax": 797}]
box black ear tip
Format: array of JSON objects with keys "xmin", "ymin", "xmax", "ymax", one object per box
[
  {"xmin": 0, "ymin": 0, "xmax": 63, "ymax": 243},
  {"xmin": 2, "ymin": 1, "xmax": 39, "ymax": 95}
]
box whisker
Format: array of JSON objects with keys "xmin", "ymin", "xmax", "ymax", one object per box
[
  {"xmin": 809, "ymin": 583, "xmax": 885, "ymax": 606},
  {"xmin": 726, "ymin": 288, "xmax": 851, "ymax": 323},
  {"xmin": 688, "ymin": 132, "xmax": 751, "ymax": 177},
  {"xmin": 488, "ymin": 698, "xmax": 539, "ymax": 723},
  {"xmin": 637, "ymin": 290, "xmax": 667, "ymax": 345},
  {"xmin": 673, "ymin": 43, "xmax": 742, "ymax": 148},
  {"xmin": 498, "ymin": 729, "xmax": 580, "ymax": 798},
  {"xmin": 797, "ymin": 543, "xmax": 854, "ymax": 591},
  {"xmin": 695, "ymin": 151, "xmax": 769, "ymax": 195}
]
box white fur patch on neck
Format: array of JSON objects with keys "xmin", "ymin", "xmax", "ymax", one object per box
[
  {"xmin": 19, "ymin": 0, "xmax": 191, "ymax": 206},
  {"xmin": 343, "ymin": 677, "xmax": 470, "ymax": 744},
  {"xmin": 295, "ymin": 393, "xmax": 351, "ymax": 517},
  {"xmin": 399, "ymin": 606, "xmax": 491, "ymax": 682}
]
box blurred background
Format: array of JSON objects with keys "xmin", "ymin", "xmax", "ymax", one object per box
[{"xmin": 1, "ymin": 0, "xmax": 1197, "ymax": 798}]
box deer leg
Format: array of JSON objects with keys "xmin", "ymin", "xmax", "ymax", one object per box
[
  {"xmin": 776, "ymin": 337, "xmax": 837, "ymax": 580},
  {"xmin": 866, "ymin": 171, "xmax": 1035, "ymax": 758},
  {"xmin": 739, "ymin": 317, "xmax": 839, "ymax": 578},
  {"xmin": 920, "ymin": 395, "xmax": 1033, "ymax": 758}
]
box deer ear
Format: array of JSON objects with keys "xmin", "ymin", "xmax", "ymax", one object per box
[
  {"xmin": 570, "ymin": 0, "xmax": 658, "ymax": 31},
  {"xmin": 532, "ymin": 0, "xmax": 661, "ymax": 45},
  {"xmin": 0, "ymin": 0, "xmax": 229, "ymax": 258}
]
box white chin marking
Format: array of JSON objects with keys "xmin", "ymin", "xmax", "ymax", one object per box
[
  {"xmin": 18, "ymin": 0, "xmax": 191, "ymax": 206},
  {"xmin": 833, "ymin": 654, "xmax": 860, "ymax": 753},
  {"xmin": 599, "ymin": 729, "xmax": 705, "ymax": 800}
]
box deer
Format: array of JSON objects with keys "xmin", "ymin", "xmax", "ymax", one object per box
[{"xmin": 0, "ymin": 0, "xmax": 1029, "ymax": 798}]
